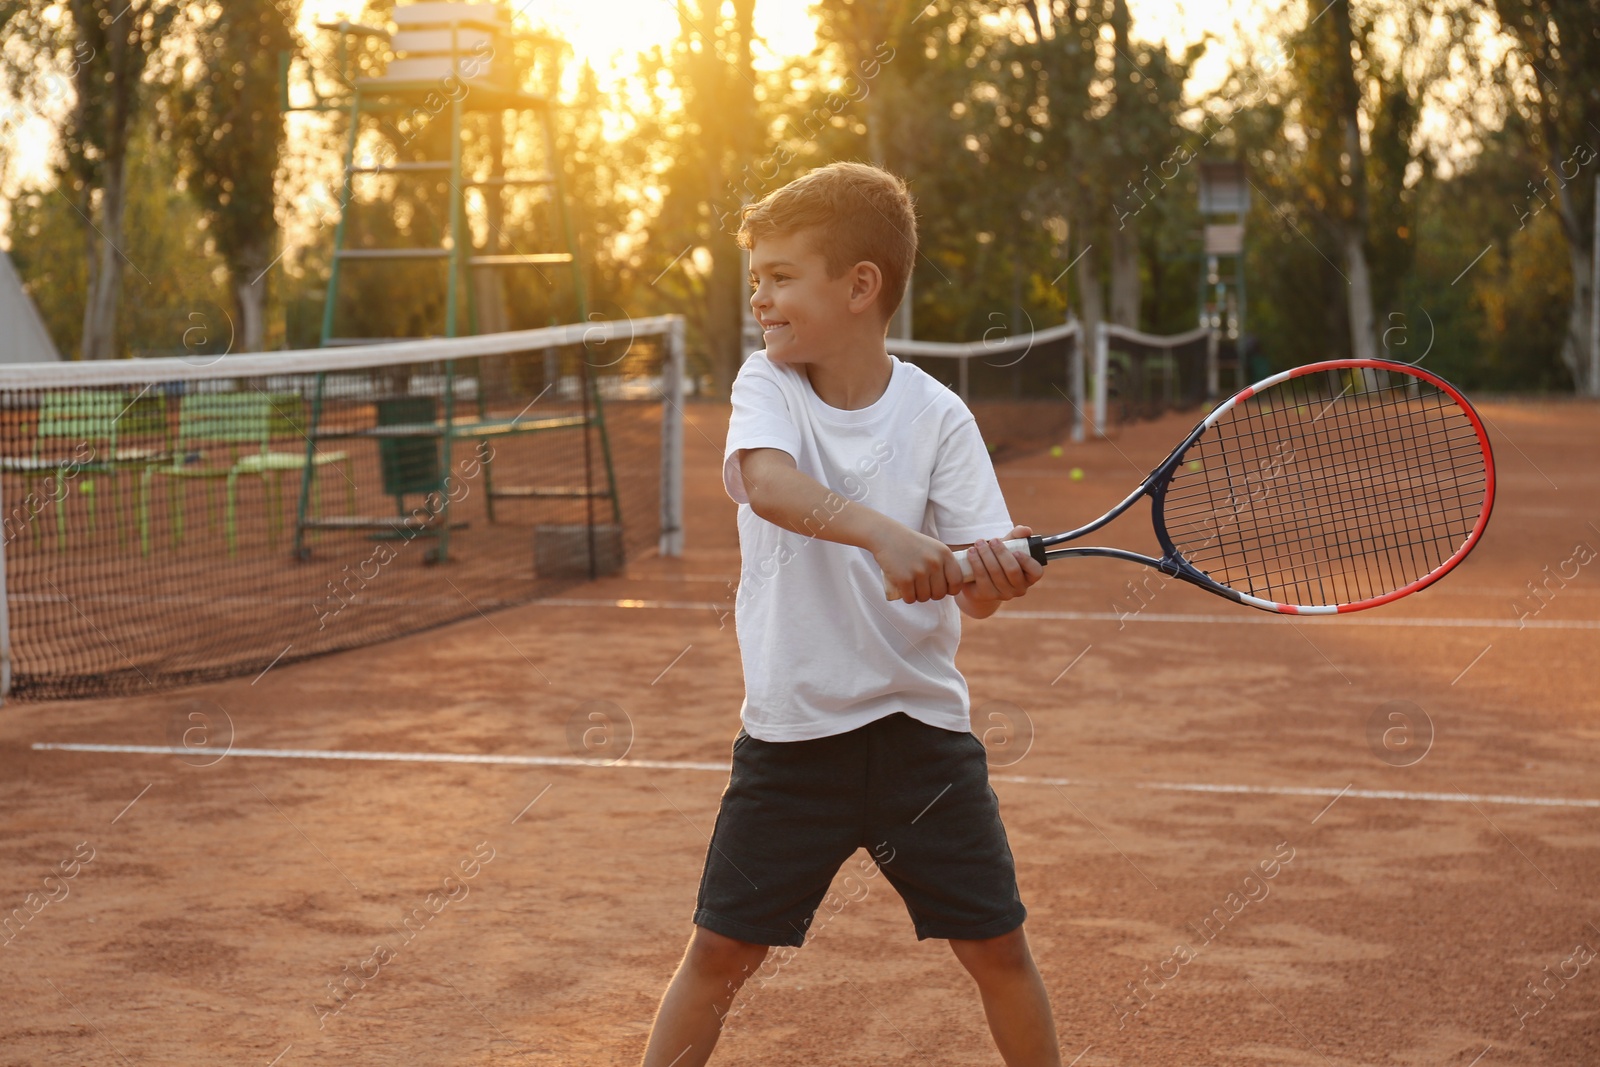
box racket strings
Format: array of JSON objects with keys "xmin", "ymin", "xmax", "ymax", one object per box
[
  {"xmin": 1162, "ymin": 374, "xmax": 1487, "ymax": 607},
  {"xmin": 1202, "ymin": 397, "xmax": 1476, "ymax": 603},
  {"xmin": 1162, "ymin": 448, "xmax": 1486, "ymax": 558},
  {"xmin": 1163, "ymin": 417, "xmax": 1480, "ymax": 537},
  {"xmin": 1204, "ymin": 420, "xmax": 1468, "ymax": 602},
  {"xmin": 1160, "ymin": 441, "xmax": 1486, "ymax": 528}
]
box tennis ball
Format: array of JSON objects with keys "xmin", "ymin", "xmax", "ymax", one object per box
[
  {"xmin": 1186, "ymin": 459, "xmax": 1202, "ymax": 471},
  {"xmin": 1050, "ymin": 445, "xmax": 1063, "ymax": 458},
  {"xmin": 1070, "ymin": 467, "xmax": 1084, "ymax": 481}
]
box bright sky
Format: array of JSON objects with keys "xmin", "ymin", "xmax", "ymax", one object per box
[
  {"xmin": 301, "ymin": 0, "xmax": 818, "ymax": 83},
  {"xmin": 0, "ymin": 0, "xmax": 1244, "ymax": 193},
  {"xmin": 0, "ymin": 1, "xmax": 1506, "ymax": 243}
]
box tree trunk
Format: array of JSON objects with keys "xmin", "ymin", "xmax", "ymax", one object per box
[
  {"xmin": 1341, "ymin": 223, "xmax": 1377, "ymax": 362},
  {"xmin": 705, "ymin": 223, "xmax": 743, "ymax": 397},
  {"xmin": 1076, "ymin": 239, "xmax": 1104, "ymax": 337},
  {"xmin": 1109, "ymin": 221, "xmax": 1140, "ymax": 328},
  {"xmin": 1546, "ymin": 146, "xmax": 1598, "ymax": 395},
  {"xmin": 1108, "ymin": 0, "xmax": 1140, "ymax": 330},
  {"xmin": 1560, "ymin": 240, "xmax": 1596, "ymax": 394},
  {"xmin": 702, "ymin": 0, "xmax": 758, "ymax": 396},
  {"xmin": 1331, "ymin": 0, "xmax": 1376, "ymax": 362},
  {"xmin": 862, "ymin": 66, "xmax": 912, "ymax": 338},
  {"xmin": 80, "ymin": 158, "xmax": 128, "ymax": 360},
  {"xmin": 1074, "ymin": 235, "xmax": 1103, "ymax": 440},
  {"xmin": 233, "ymin": 247, "xmax": 267, "ymax": 351},
  {"xmin": 67, "ymin": 0, "xmax": 179, "ymax": 360}
]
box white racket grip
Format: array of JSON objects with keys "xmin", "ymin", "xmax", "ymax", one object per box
[{"xmin": 881, "ymin": 537, "xmax": 1035, "ymax": 600}]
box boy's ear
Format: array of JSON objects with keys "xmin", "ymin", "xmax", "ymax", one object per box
[{"xmin": 846, "ymin": 260, "xmax": 884, "ymax": 314}]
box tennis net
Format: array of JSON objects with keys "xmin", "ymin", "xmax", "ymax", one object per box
[
  {"xmin": 890, "ymin": 320, "xmax": 1216, "ymax": 438},
  {"xmin": 0, "ymin": 316, "xmax": 685, "ymax": 701},
  {"xmin": 1090, "ymin": 323, "xmax": 1213, "ymax": 433}
]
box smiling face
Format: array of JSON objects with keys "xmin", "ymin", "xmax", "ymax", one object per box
[{"xmin": 747, "ymin": 228, "xmax": 863, "ymax": 365}]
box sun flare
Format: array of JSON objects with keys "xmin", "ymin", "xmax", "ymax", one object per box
[{"xmin": 299, "ymin": 0, "xmax": 816, "ymax": 90}]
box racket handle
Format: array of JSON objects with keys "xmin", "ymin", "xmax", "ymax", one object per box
[{"xmin": 881, "ymin": 537, "xmax": 1039, "ymax": 600}]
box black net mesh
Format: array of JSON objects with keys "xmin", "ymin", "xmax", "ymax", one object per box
[
  {"xmin": 0, "ymin": 323, "xmax": 681, "ymax": 700},
  {"xmin": 1102, "ymin": 330, "xmax": 1210, "ymax": 425},
  {"xmin": 894, "ymin": 330, "xmax": 1077, "ymax": 400},
  {"xmin": 1161, "ymin": 365, "xmax": 1491, "ymax": 608},
  {"xmin": 890, "ymin": 323, "xmax": 1208, "ymax": 429}
]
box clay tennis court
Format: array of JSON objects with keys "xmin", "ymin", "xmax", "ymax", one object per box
[{"xmin": 2, "ymin": 397, "xmax": 1597, "ymax": 1066}]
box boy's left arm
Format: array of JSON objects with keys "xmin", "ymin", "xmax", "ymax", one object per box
[{"xmin": 954, "ymin": 524, "xmax": 1044, "ymax": 620}]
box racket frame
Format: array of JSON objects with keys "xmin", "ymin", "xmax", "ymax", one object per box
[{"xmin": 1019, "ymin": 358, "xmax": 1496, "ymax": 615}]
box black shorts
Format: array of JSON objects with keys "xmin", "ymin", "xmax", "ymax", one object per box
[{"xmin": 693, "ymin": 712, "xmax": 1027, "ymax": 948}]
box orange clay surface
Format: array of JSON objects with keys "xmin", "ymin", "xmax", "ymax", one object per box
[{"xmin": 2, "ymin": 398, "xmax": 1599, "ymax": 1066}]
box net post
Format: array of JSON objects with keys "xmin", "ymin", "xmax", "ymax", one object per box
[
  {"xmin": 1070, "ymin": 326, "xmax": 1086, "ymax": 443},
  {"xmin": 659, "ymin": 316, "xmax": 685, "ymax": 557},
  {"xmin": 1090, "ymin": 321, "xmax": 1108, "ymax": 439},
  {"xmin": 294, "ymin": 371, "xmax": 330, "ymax": 561},
  {"xmin": 437, "ymin": 358, "xmax": 457, "ymax": 562},
  {"xmin": 1205, "ymin": 327, "xmax": 1220, "ymax": 397}
]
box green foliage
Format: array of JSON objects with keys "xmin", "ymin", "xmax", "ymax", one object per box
[
  {"xmin": 1, "ymin": 0, "xmax": 1592, "ymax": 391},
  {"xmin": 772, "ymin": 2, "xmax": 1200, "ymax": 346},
  {"xmin": 9, "ymin": 121, "xmax": 231, "ymax": 356},
  {"xmin": 1406, "ymin": 122, "xmax": 1575, "ymax": 391},
  {"xmin": 173, "ymin": 0, "xmax": 295, "ymax": 338}
]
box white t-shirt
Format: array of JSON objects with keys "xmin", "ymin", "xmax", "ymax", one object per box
[{"xmin": 722, "ymin": 350, "xmax": 1013, "ymax": 742}]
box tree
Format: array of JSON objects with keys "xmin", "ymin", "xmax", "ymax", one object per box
[
  {"xmin": 1291, "ymin": 0, "xmax": 1380, "ymax": 362},
  {"xmin": 811, "ymin": 0, "xmax": 928, "ymax": 336},
  {"xmin": 983, "ymin": 0, "xmax": 1195, "ymax": 344},
  {"xmin": 23, "ymin": 0, "xmax": 182, "ymax": 358},
  {"xmin": 648, "ymin": 0, "xmax": 760, "ymax": 395},
  {"xmin": 1490, "ymin": 0, "xmax": 1600, "ymax": 395},
  {"xmin": 175, "ymin": 0, "xmax": 295, "ymax": 353},
  {"xmin": 10, "ymin": 120, "xmax": 233, "ymax": 358}
]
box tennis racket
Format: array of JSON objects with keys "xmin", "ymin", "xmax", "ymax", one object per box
[{"xmin": 886, "ymin": 359, "xmax": 1495, "ymax": 614}]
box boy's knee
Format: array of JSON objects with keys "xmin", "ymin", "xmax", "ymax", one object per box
[
  {"xmin": 949, "ymin": 927, "xmax": 1031, "ymax": 975},
  {"xmin": 687, "ymin": 926, "xmax": 770, "ymax": 985}
]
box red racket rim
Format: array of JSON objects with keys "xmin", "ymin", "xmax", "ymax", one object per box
[{"xmin": 1195, "ymin": 359, "xmax": 1495, "ymax": 615}]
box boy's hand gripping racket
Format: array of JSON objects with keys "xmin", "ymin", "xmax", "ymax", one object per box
[{"xmin": 888, "ymin": 359, "xmax": 1495, "ymax": 614}]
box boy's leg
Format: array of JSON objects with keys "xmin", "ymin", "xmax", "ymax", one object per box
[
  {"xmin": 640, "ymin": 925, "xmax": 769, "ymax": 1067},
  {"xmin": 863, "ymin": 714, "xmax": 1058, "ymax": 1064},
  {"xmin": 948, "ymin": 925, "xmax": 1062, "ymax": 1067},
  {"xmin": 645, "ymin": 726, "xmax": 866, "ymax": 1064}
]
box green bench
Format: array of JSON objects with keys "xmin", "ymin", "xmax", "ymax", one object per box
[
  {"xmin": 141, "ymin": 391, "xmax": 355, "ymax": 555},
  {"xmin": 0, "ymin": 390, "xmax": 168, "ymax": 551}
]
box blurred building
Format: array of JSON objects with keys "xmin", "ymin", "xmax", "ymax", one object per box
[{"xmin": 0, "ymin": 249, "xmax": 61, "ymax": 362}]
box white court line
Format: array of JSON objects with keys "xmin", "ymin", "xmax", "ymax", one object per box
[
  {"xmin": 11, "ymin": 595, "xmax": 1589, "ymax": 630},
  {"xmin": 990, "ymin": 772, "xmax": 1600, "ymax": 809},
  {"xmin": 998, "ymin": 609, "xmax": 1600, "ymax": 630},
  {"xmin": 29, "ymin": 742, "xmax": 1600, "ymax": 809},
  {"xmin": 31, "ymin": 742, "xmax": 727, "ymax": 772},
  {"xmin": 529, "ymin": 597, "xmax": 1600, "ymax": 630}
]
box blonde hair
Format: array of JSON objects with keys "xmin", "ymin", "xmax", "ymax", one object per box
[{"xmin": 737, "ymin": 162, "xmax": 917, "ymax": 322}]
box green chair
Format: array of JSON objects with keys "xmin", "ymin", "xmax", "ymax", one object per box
[
  {"xmin": 0, "ymin": 390, "xmax": 169, "ymax": 551},
  {"xmin": 141, "ymin": 391, "xmax": 354, "ymax": 555},
  {"xmin": 377, "ymin": 395, "xmax": 442, "ymax": 512}
]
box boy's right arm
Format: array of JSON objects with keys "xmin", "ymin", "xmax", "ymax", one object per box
[{"xmin": 739, "ymin": 447, "xmax": 967, "ymax": 603}]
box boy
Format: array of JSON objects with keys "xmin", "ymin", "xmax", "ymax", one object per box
[{"xmin": 641, "ymin": 162, "xmax": 1060, "ymax": 1066}]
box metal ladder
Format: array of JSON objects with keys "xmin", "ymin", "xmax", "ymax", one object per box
[{"xmin": 286, "ymin": 2, "xmax": 623, "ymax": 565}]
